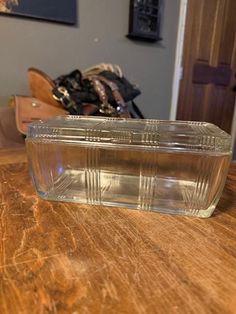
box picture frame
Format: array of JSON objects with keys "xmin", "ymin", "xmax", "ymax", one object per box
[
  {"xmin": 0, "ymin": 0, "xmax": 77, "ymax": 25},
  {"xmin": 127, "ymin": 0, "xmax": 163, "ymax": 42}
]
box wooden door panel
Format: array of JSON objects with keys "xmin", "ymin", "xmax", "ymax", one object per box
[
  {"xmin": 191, "ymin": 86, "xmax": 205, "ymax": 121},
  {"xmin": 207, "ymin": 86, "xmax": 228, "ymax": 122},
  {"xmin": 197, "ymin": 1, "xmax": 221, "ymax": 62},
  {"xmin": 218, "ymin": 1, "xmax": 236, "ymax": 64},
  {"xmin": 177, "ymin": 0, "xmax": 236, "ymax": 134}
]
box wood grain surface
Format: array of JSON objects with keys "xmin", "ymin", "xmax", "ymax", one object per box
[
  {"xmin": 0, "ymin": 149, "xmax": 235, "ymax": 314},
  {"xmin": 0, "ymin": 147, "xmax": 26, "ymax": 165}
]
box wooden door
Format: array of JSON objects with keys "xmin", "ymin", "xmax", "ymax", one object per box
[{"xmin": 177, "ymin": 0, "xmax": 236, "ymax": 134}]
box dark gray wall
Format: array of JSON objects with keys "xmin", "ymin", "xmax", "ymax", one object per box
[{"xmin": 0, "ymin": 0, "xmax": 180, "ymax": 118}]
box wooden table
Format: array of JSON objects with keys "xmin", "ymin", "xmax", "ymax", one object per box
[{"xmin": 0, "ymin": 148, "xmax": 235, "ymax": 314}]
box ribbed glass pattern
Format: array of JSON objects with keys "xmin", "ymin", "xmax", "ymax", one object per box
[{"xmin": 26, "ymin": 116, "xmax": 232, "ymax": 217}]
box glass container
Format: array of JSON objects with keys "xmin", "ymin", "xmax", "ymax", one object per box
[{"xmin": 26, "ymin": 116, "xmax": 232, "ymax": 217}]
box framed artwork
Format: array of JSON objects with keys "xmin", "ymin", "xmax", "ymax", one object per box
[
  {"xmin": 0, "ymin": 0, "xmax": 77, "ymax": 25},
  {"xmin": 127, "ymin": 0, "xmax": 163, "ymax": 42}
]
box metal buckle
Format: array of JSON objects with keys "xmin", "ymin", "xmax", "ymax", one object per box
[
  {"xmin": 99, "ymin": 103, "xmax": 116, "ymax": 115},
  {"xmin": 53, "ymin": 86, "xmax": 70, "ymax": 101}
]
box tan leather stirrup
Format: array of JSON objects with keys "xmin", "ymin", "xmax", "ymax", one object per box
[
  {"xmin": 14, "ymin": 96, "xmax": 68, "ymax": 135},
  {"xmin": 28, "ymin": 68, "xmax": 61, "ymax": 108}
]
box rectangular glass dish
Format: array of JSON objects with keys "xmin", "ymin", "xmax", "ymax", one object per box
[{"xmin": 26, "ymin": 116, "xmax": 232, "ymax": 217}]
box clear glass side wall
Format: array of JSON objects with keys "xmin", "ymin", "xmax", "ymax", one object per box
[{"xmin": 27, "ymin": 139, "xmax": 231, "ymax": 218}]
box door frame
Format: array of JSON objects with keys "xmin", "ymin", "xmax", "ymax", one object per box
[
  {"xmin": 231, "ymin": 99, "xmax": 236, "ymax": 158},
  {"xmin": 169, "ymin": 0, "xmax": 188, "ymax": 120}
]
